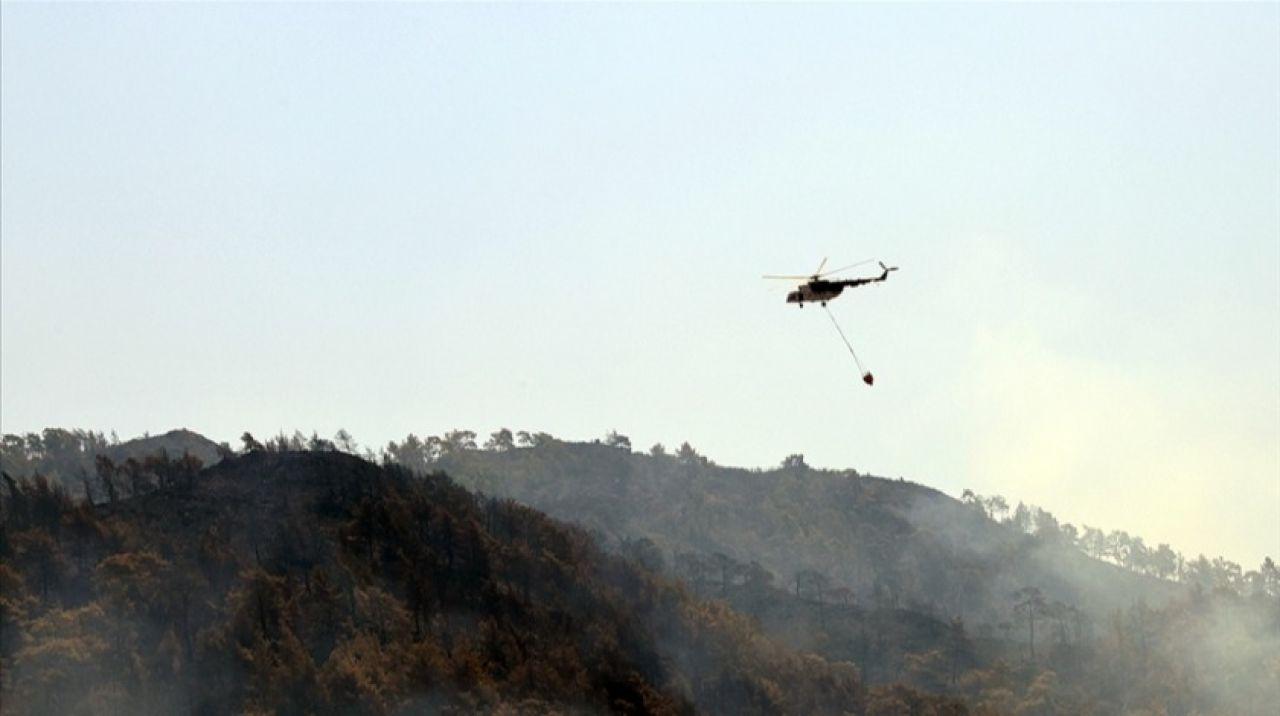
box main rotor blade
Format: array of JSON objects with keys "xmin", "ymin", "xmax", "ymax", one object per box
[
  {"xmin": 762, "ymin": 274, "xmax": 811, "ymax": 280},
  {"xmin": 814, "ymin": 257, "xmax": 828, "ymax": 276},
  {"xmin": 816, "ymin": 258, "xmax": 877, "ymax": 277}
]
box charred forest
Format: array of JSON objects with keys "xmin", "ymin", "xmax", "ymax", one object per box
[{"xmin": 1, "ymin": 429, "xmax": 1276, "ymax": 715}]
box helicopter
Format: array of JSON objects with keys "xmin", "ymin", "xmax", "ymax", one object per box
[
  {"xmin": 763, "ymin": 257, "xmax": 898, "ymax": 386},
  {"xmin": 763, "ymin": 257, "xmax": 898, "ymax": 307}
]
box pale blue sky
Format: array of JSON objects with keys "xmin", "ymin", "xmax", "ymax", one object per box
[{"xmin": 2, "ymin": 3, "xmax": 1277, "ymax": 565}]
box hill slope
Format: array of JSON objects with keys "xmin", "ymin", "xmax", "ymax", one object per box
[
  {"xmin": 406, "ymin": 437, "xmax": 1280, "ymax": 714},
  {"xmin": 424, "ymin": 440, "xmax": 1179, "ymax": 623},
  {"xmin": 1, "ymin": 449, "xmax": 968, "ymax": 715}
]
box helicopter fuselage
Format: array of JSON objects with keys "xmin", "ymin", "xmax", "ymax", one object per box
[
  {"xmin": 787, "ymin": 280, "xmax": 846, "ymax": 305},
  {"xmin": 784, "ymin": 265, "xmax": 895, "ymax": 306}
]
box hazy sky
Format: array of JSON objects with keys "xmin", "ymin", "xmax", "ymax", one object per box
[{"xmin": 2, "ymin": 3, "xmax": 1277, "ymax": 566}]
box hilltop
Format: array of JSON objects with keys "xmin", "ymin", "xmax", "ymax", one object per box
[{"xmin": 0, "ymin": 428, "xmax": 226, "ymax": 498}]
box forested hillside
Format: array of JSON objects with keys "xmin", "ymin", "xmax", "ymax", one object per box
[
  {"xmin": 0, "ymin": 446, "xmax": 965, "ymax": 715},
  {"xmin": 388, "ymin": 430, "xmax": 1280, "ymax": 713},
  {"xmin": 3, "ymin": 429, "xmax": 1277, "ymax": 714},
  {"xmin": 413, "ymin": 434, "xmax": 1181, "ymax": 621}
]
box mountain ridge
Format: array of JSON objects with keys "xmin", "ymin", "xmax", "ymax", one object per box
[{"xmin": 422, "ymin": 438, "xmax": 1185, "ymax": 621}]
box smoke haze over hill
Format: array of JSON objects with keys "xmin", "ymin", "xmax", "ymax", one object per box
[
  {"xmin": 2, "ymin": 2, "xmax": 1277, "ymax": 713},
  {"xmin": 3, "ymin": 430, "xmax": 1276, "ymax": 714}
]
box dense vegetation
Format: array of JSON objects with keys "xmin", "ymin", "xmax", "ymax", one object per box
[
  {"xmin": 390, "ymin": 429, "xmax": 1280, "ymax": 714},
  {"xmin": 0, "ymin": 444, "xmax": 967, "ymax": 715},
  {"xmin": 2, "ymin": 428, "xmax": 1277, "ymax": 714},
  {"xmin": 393, "ymin": 431, "xmax": 1275, "ymax": 608}
]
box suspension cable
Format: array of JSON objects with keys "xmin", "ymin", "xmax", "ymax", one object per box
[{"xmin": 823, "ymin": 304, "xmax": 874, "ymax": 385}]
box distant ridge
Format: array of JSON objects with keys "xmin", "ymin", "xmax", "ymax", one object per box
[
  {"xmin": 105, "ymin": 428, "xmax": 224, "ymax": 466},
  {"xmin": 0, "ymin": 427, "xmax": 225, "ymax": 498},
  {"xmin": 425, "ymin": 438, "xmax": 1183, "ymax": 621}
]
